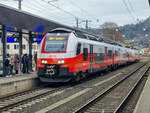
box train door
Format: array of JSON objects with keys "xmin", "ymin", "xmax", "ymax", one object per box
[
  {"xmin": 105, "ymin": 47, "xmax": 107, "ymax": 65},
  {"xmin": 112, "ymin": 47, "xmax": 115, "ymax": 65},
  {"xmin": 90, "ymin": 45, "xmax": 93, "ymax": 72},
  {"xmin": 118, "ymin": 48, "xmax": 121, "ymax": 63}
]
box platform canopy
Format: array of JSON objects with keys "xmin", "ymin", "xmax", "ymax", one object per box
[{"xmin": 0, "ymin": 3, "xmax": 75, "ymax": 33}]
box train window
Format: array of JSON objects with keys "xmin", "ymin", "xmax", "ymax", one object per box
[
  {"xmin": 123, "ymin": 53, "xmax": 126, "ymax": 58},
  {"xmin": 108, "ymin": 50, "xmax": 112, "ymax": 58},
  {"xmin": 83, "ymin": 48, "xmax": 88, "ymax": 61},
  {"xmin": 129, "ymin": 52, "xmax": 131, "ymax": 57},
  {"xmin": 44, "ymin": 33, "xmax": 69, "ymax": 52},
  {"xmin": 76, "ymin": 43, "xmax": 81, "ymax": 55},
  {"xmin": 126, "ymin": 52, "xmax": 129, "ymax": 57},
  {"xmin": 105, "ymin": 47, "xmax": 107, "ymax": 56},
  {"xmin": 115, "ymin": 51, "xmax": 118, "ymax": 57},
  {"xmin": 95, "ymin": 53, "xmax": 104, "ymax": 64}
]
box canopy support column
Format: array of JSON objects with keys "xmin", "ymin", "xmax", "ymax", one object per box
[
  {"xmin": 29, "ymin": 31, "xmax": 32, "ymax": 71},
  {"xmin": 18, "ymin": 30, "xmax": 22, "ymax": 74},
  {"xmin": 2, "ymin": 25, "xmax": 7, "ymax": 77}
]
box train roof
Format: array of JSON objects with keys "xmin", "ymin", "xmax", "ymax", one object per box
[
  {"xmin": 49, "ymin": 28, "xmax": 119, "ymax": 45},
  {"xmin": 49, "ymin": 28, "xmax": 101, "ymax": 40},
  {"xmin": 49, "ymin": 28, "xmax": 139, "ymax": 50}
]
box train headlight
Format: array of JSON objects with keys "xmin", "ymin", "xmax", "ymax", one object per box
[
  {"xmin": 58, "ymin": 60, "xmax": 65, "ymax": 64},
  {"xmin": 61, "ymin": 60, "xmax": 64, "ymax": 64},
  {"xmin": 41, "ymin": 60, "xmax": 45, "ymax": 64},
  {"xmin": 58, "ymin": 60, "xmax": 61, "ymax": 64},
  {"xmin": 41, "ymin": 60, "xmax": 47, "ymax": 64},
  {"xmin": 45, "ymin": 60, "xmax": 48, "ymax": 64}
]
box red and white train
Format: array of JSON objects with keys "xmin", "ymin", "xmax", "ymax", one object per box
[{"xmin": 37, "ymin": 28, "xmax": 140, "ymax": 82}]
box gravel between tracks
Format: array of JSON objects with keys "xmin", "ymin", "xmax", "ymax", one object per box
[
  {"xmin": 82, "ymin": 63, "xmax": 149, "ymax": 113},
  {"xmin": 119, "ymin": 65, "xmax": 150, "ymax": 113},
  {"xmin": 5, "ymin": 62, "xmax": 144, "ymax": 113}
]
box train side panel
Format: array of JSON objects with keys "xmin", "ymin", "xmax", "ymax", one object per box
[{"xmin": 37, "ymin": 28, "xmax": 140, "ymax": 83}]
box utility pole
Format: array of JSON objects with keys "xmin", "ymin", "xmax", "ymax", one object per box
[
  {"xmin": 82, "ymin": 19, "xmax": 92, "ymax": 30},
  {"xmin": 85, "ymin": 20, "xmax": 88, "ymax": 30},
  {"xmin": 18, "ymin": 0, "xmax": 22, "ymax": 10},
  {"xmin": 83, "ymin": 19, "xmax": 89, "ymax": 30},
  {"xmin": 76, "ymin": 18, "xmax": 79, "ymax": 29},
  {"xmin": 14, "ymin": 0, "xmax": 23, "ymax": 10}
]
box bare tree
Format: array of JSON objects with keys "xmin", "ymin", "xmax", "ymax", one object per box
[{"xmin": 98, "ymin": 22, "xmax": 125, "ymax": 43}]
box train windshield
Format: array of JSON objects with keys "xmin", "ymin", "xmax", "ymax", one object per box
[{"xmin": 44, "ymin": 33, "xmax": 69, "ymax": 52}]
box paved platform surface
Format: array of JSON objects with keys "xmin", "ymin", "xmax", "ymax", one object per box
[
  {"xmin": 0, "ymin": 72, "xmax": 39, "ymax": 97},
  {"xmin": 0, "ymin": 72, "xmax": 37, "ymax": 84},
  {"xmin": 133, "ymin": 73, "xmax": 150, "ymax": 113}
]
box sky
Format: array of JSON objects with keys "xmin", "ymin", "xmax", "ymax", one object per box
[{"xmin": 0, "ymin": 0, "xmax": 150, "ymax": 28}]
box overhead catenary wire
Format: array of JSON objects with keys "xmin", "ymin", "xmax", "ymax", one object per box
[
  {"xmin": 23, "ymin": 0, "xmax": 65, "ymax": 18},
  {"xmin": 0, "ymin": 0, "xmax": 102, "ymax": 28},
  {"xmin": 66, "ymin": 0, "xmax": 92, "ymax": 17},
  {"xmin": 23, "ymin": 0, "xmax": 43, "ymax": 11},
  {"xmin": 121, "ymin": 0, "xmax": 137, "ymax": 23},
  {"xmin": 30, "ymin": 0, "xmax": 55, "ymax": 12},
  {"xmin": 22, "ymin": 0, "xmax": 76, "ymax": 25},
  {"xmin": 41, "ymin": 0, "xmax": 78, "ymax": 19},
  {"xmin": 0, "ymin": 0, "xmax": 78, "ymax": 25},
  {"xmin": 66, "ymin": 0, "xmax": 104, "ymax": 26},
  {"xmin": 41, "ymin": 0, "xmax": 88, "ymax": 28},
  {"xmin": 127, "ymin": 0, "xmax": 139, "ymax": 22},
  {"xmin": 22, "ymin": 5, "xmax": 75, "ymax": 25},
  {"xmin": 24, "ymin": 0, "xmax": 64, "ymax": 16}
]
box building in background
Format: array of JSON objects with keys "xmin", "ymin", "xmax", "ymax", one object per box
[{"xmin": 6, "ymin": 36, "xmax": 38, "ymax": 56}]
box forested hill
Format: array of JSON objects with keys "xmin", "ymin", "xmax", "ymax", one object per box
[{"xmin": 120, "ymin": 16, "xmax": 150, "ymax": 40}]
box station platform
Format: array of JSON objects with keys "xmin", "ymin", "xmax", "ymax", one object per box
[
  {"xmin": 0, "ymin": 72, "xmax": 40, "ymax": 97},
  {"xmin": 133, "ymin": 72, "xmax": 150, "ymax": 113}
]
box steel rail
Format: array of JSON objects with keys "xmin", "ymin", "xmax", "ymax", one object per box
[
  {"xmin": 0, "ymin": 84, "xmax": 69, "ymax": 112},
  {"xmin": 0, "ymin": 83, "xmax": 51, "ymax": 101},
  {"xmin": 74, "ymin": 63, "xmax": 146, "ymax": 113},
  {"xmin": 0, "ymin": 62, "xmax": 145, "ymax": 112},
  {"xmin": 114, "ymin": 65, "xmax": 150, "ymax": 113}
]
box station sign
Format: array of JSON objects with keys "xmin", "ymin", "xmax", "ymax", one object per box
[
  {"xmin": 7, "ymin": 37, "xmax": 19, "ymax": 43},
  {"xmin": 32, "ymin": 37, "xmax": 43, "ymax": 43},
  {"xmin": 0, "ymin": 37, "xmax": 19, "ymax": 43},
  {"xmin": 6, "ymin": 26, "xmax": 15, "ymax": 31}
]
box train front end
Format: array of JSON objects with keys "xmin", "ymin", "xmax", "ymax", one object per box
[{"xmin": 37, "ymin": 30, "xmax": 77, "ymax": 83}]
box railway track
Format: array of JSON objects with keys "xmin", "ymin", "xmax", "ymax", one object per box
[
  {"xmin": 0, "ymin": 62, "xmax": 146, "ymax": 113},
  {"xmin": 74, "ymin": 63, "xmax": 149, "ymax": 113},
  {"xmin": 0, "ymin": 83, "xmax": 70, "ymax": 112}
]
